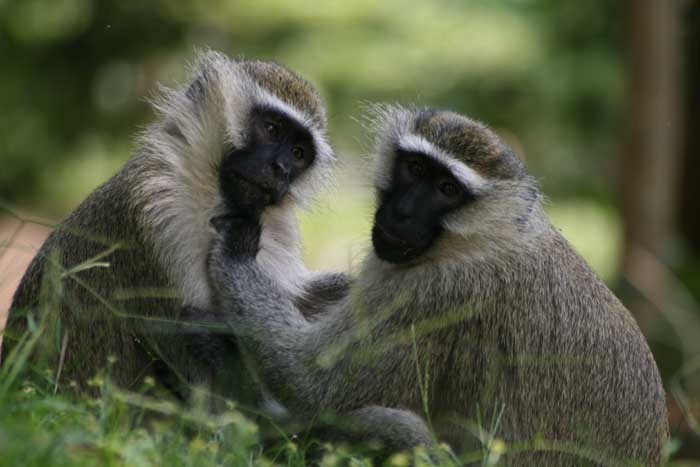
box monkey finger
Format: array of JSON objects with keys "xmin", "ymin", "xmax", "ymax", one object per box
[{"xmin": 209, "ymin": 214, "xmax": 232, "ymax": 233}]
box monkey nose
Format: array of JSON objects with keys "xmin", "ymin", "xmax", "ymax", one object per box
[
  {"xmin": 392, "ymin": 204, "xmax": 411, "ymax": 222},
  {"xmin": 272, "ymin": 160, "xmax": 290, "ymax": 180}
]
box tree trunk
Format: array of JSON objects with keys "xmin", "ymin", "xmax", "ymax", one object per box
[
  {"xmin": 680, "ymin": 5, "xmax": 700, "ymax": 252},
  {"xmin": 619, "ymin": 0, "xmax": 683, "ymax": 334}
]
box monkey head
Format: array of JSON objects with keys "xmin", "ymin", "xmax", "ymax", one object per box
[
  {"xmin": 219, "ymin": 104, "xmax": 318, "ymax": 215},
  {"xmin": 217, "ymin": 59, "xmax": 333, "ymax": 216},
  {"xmin": 134, "ymin": 51, "xmax": 335, "ymax": 304},
  {"xmin": 367, "ymin": 105, "xmax": 541, "ymax": 265},
  {"xmin": 148, "ymin": 51, "xmax": 335, "ymax": 219}
]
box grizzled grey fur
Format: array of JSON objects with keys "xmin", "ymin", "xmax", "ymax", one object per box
[
  {"xmin": 1, "ymin": 51, "xmax": 338, "ymax": 406},
  {"xmin": 207, "ymin": 105, "xmax": 668, "ymax": 464}
]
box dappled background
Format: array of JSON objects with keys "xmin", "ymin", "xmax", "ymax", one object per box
[{"xmin": 0, "ymin": 0, "xmax": 698, "ymax": 461}]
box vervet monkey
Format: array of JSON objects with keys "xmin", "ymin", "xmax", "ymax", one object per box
[
  {"xmin": 204, "ymin": 106, "xmax": 668, "ymax": 464},
  {"xmin": 2, "ymin": 51, "xmax": 344, "ymax": 412}
]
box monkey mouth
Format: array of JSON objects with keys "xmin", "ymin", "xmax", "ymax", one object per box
[
  {"xmin": 375, "ymin": 223, "xmax": 409, "ymax": 246},
  {"xmin": 236, "ymin": 173, "xmax": 273, "ymax": 195},
  {"xmin": 231, "ymin": 171, "xmax": 288, "ymax": 206},
  {"xmin": 372, "ymin": 223, "xmax": 422, "ymax": 263}
]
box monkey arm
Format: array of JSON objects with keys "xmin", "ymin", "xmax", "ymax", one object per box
[
  {"xmin": 181, "ymin": 280, "xmax": 434, "ymax": 454},
  {"xmin": 208, "ymin": 236, "xmax": 399, "ymax": 417}
]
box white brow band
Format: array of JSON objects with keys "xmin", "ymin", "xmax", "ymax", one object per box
[
  {"xmin": 255, "ymin": 91, "xmax": 333, "ymax": 164},
  {"xmin": 397, "ymin": 134, "xmax": 487, "ymax": 191}
]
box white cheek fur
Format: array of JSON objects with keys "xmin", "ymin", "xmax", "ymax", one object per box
[{"xmin": 138, "ymin": 56, "xmax": 333, "ymax": 307}]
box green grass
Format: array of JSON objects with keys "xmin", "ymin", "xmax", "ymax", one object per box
[
  {"xmin": 0, "ymin": 318, "xmax": 456, "ymax": 467},
  {"xmin": 0, "ymin": 309, "xmax": 688, "ymax": 467},
  {"xmin": 0, "ymin": 380, "xmax": 451, "ymax": 467}
]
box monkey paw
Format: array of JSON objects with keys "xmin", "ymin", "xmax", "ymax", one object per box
[{"xmin": 210, "ymin": 214, "xmax": 262, "ymax": 259}]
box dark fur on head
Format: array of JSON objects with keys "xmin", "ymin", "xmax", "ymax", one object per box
[
  {"xmin": 413, "ymin": 109, "xmax": 524, "ymax": 180},
  {"xmin": 239, "ymin": 61, "xmax": 327, "ymax": 130}
]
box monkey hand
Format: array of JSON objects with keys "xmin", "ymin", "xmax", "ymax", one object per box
[{"xmin": 209, "ymin": 214, "xmax": 262, "ymax": 260}]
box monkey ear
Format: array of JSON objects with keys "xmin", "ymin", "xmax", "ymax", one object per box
[
  {"xmin": 162, "ymin": 52, "xmax": 229, "ymax": 141},
  {"xmin": 161, "ymin": 70, "xmax": 211, "ymax": 141},
  {"xmin": 185, "ymin": 73, "xmax": 207, "ymax": 103},
  {"xmin": 186, "ymin": 50, "xmax": 229, "ymax": 105}
]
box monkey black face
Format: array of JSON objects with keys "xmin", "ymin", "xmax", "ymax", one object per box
[
  {"xmin": 219, "ymin": 106, "xmax": 316, "ymax": 215},
  {"xmin": 372, "ymin": 150, "xmax": 473, "ymax": 263}
]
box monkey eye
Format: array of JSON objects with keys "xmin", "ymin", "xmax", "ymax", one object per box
[
  {"xmin": 264, "ymin": 121, "xmax": 279, "ymax": 139},
  {"xmin": 406, "ymin": 159, "xmax": 425, "ymax": 178},
  {"xmin": 439, "ymin": 181, "xmax": 460, "ymax": 199},
  {"xmin": 292, "ymin": 146, "xmax": 305, "ymax": 162}
]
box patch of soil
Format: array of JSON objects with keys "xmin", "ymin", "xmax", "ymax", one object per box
[{"xmin": 0, "ymin": 217, "xmax": 51, "ymax": 346}]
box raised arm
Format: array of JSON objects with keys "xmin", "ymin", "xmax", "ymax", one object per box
[{"xmin": 206, "ymin": 215, "xmax": 403, "ymax": 417}]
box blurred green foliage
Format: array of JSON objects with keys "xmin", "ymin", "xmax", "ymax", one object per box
[{"xmin": 0, "ymin": 0, "xmax": 622, "ymax": 213}]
